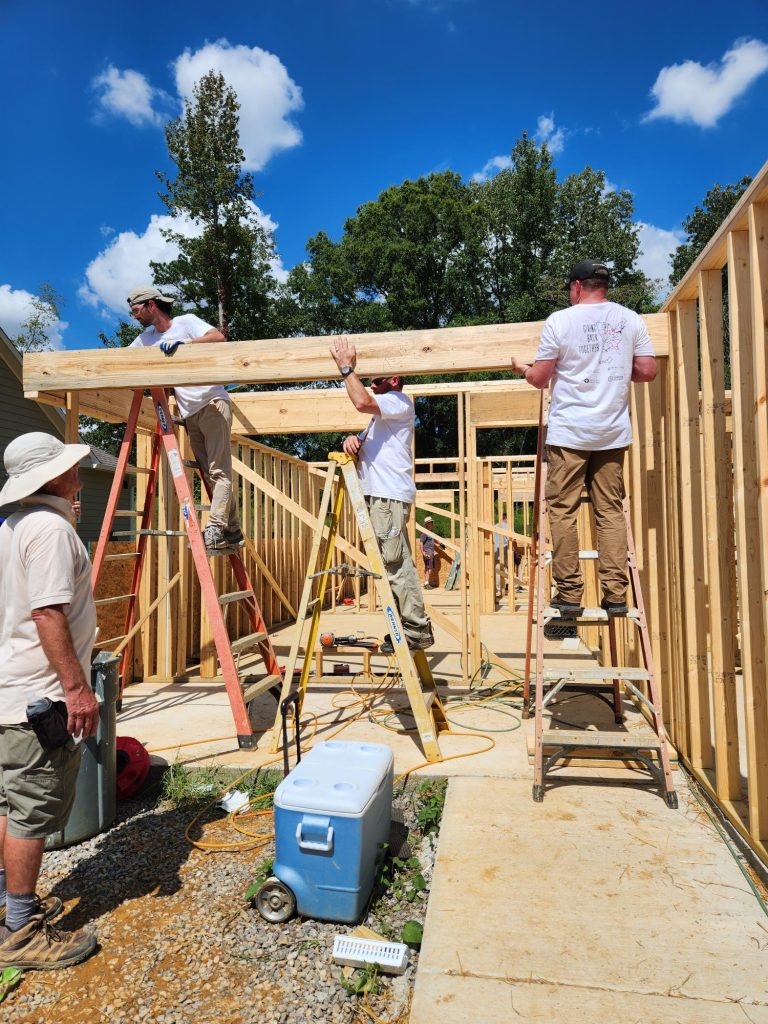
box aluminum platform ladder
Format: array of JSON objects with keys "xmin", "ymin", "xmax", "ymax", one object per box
[
  {"xmin": 523, "ymin": 394, "xmax": 678, "ymax": 807},
  {"xmin": 90, "ymin": 387, "xmax": 283, "ymax": 748},
  {"xmin": 268, "ymin": 452, "xmax": 449, "ymax": 762}
]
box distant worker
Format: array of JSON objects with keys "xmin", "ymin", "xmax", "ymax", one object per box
[
  {"xmin": 494, "ymin": 513, "xmax": 509, "ymax": 598},
  {"xmin": 0, "ymin": 433, "xmax": 99, "ymax": 969},
  {"xmin": 126, "ymin": 286, "xmax": 243, "ymax": 554},
  {"xmin": 329, "ymin": 337, "xmax": 434, "ymax": 655},
  {"xmin": 419, "ymin": 517, "xmax": 436, "ymax": 589},
  {"xmin": 510, "ymin": 260, "xmax": 657, "ymax": 619}
]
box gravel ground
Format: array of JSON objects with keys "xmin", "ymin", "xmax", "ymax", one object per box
[{"xmin": 1, "ymin": 771, "xmax": 441, "ymax": 1023}]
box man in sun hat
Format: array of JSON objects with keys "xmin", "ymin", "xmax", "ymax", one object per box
[
  {"xmin": 329, "ymin": 336, "xmax": 434, "ymax": 655},
  {"xmin": 511, "ymin": 260, "xmax": 657, "ymax": 631},
  {"xmin": 126, "ymin": 285, "xmax": 244, "ymax": 554},
  {"xmin": 0, "ymin": 433, "xmax": 98, "ymax": 969}
]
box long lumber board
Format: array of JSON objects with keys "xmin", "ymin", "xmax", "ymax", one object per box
[{"xmin": 24, "ymin": 315, "xmax": 670, "ymax": 395}]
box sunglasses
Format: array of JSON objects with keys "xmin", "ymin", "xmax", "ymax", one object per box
[{"xmin": 370, "ymin": 377, "xmax": 386, "ymax": 386}]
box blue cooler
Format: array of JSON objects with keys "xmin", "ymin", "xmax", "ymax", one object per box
[{"xmin": 272, "ymin": 741, "xmax": 393, "ymax": 923}]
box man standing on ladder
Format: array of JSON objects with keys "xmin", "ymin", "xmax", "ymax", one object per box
[
  {"xmin": 126, "ymin": 286, "xmax": 244, "ymax": 554},
  {"xmin": 329, "ymin": 338, "xmax": 434, "ymax": 656},
  {"xmin": 510, "ymin": 260, "xmax": 657, "ymax": 621}
]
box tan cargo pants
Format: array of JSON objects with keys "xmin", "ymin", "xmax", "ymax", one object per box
[
  {"xmin": 545, "ymin": 445, "xmax": 628, "ymax": 605},
  {"xmin": 185, "ymin": 398, "xmax": 241, "ymax": 533},
  {"xmin": 368, "ymin": 496, "xmax": 431, "ymax": 641}
]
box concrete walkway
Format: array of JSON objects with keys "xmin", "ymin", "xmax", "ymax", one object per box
[{"xmin": 122, "ymin": 595, "xmax": 768, "ymax": 1022}]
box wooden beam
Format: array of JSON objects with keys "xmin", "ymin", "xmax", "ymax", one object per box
[
  {"xmin": 24, "ymin": 315, "xmax": 670, "ymax": 395},
  {"xmin": 30, "ymin": 387, "xmax": 157, "ymax": 429}
]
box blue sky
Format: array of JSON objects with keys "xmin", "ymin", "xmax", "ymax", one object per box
[{"xmin": 1, "ymin": 0, "xmax": 767, "ymax": 350}]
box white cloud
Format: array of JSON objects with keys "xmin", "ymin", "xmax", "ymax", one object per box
[
  {"xmin": 471, "ymin": 154, "xmax": 513, "ymax": 183},
  {"xmin": 534, "ymin": 113, "xmax": 565, "ymax": 155},
  {"xmin": 173, "ymin": 40, "xmax": 303, "ymax": 171},
  {"xmin": 635, "ymin": 222, "xmax": 684, "ymax": 294},
  {"xmin": 0, "ymin": 285, "xmax": 67, "ymax": 349},
  {"xmin": 645, "ymin": 37, "xmax": 768, "ymax": 127},
  {"xmin": 79, "ymin": 203, "xmax": 286, "ymax": 318},
  {"xmin": 92, "ymin": 65, "xmax": 170, "ymax": 127}
]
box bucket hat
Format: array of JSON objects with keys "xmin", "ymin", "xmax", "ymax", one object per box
[{"xmin": 0, "ymin": 432, "xmax": 90, "ymax": 506}]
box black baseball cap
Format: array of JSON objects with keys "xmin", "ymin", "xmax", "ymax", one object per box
[{"xmin": 567, "ymin": 260, "xmax": 611, "ymax": 286}]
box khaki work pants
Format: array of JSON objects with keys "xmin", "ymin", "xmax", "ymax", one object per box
[
  {"xmin": 545, "ymin": 445, "xmax": 628, "ymax": 605},
  {"xmin": 368, "ymin": 497, "xmax": 431, "ymax": 641},
  {"xmin": 185, "ymin": 398, "xmax": 240, "ymax": 533}
]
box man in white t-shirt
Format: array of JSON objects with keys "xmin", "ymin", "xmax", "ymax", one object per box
[
  {"xmin": 0, "ymin": 433, "xmax": 98, "ymax": 969},
  {"xmin": 511, "ymin": 260, "xmax": 657, "ymax": 618},
  {"xmin": 330, "ymin": 337, "xmax": 434, "ymax": 655},
  {"xmin": 126, "ymin": 286, "xmax": 243, "ymax": 554}
]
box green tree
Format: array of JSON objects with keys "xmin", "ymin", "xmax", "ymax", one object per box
[
  {"xmin": 13, "ymin": 282, "xmax": 63, "ymax": 353},
  {"xmin": 669, "ymin": 176, "xmax": 752, "ymax": 286},
  {"xmin": 152, "ymin": 70, "xmax": 277, "ymax": 340},
  {"xmin": 79, "ymin": 320, "xmax": 142, "ymax": 456}
]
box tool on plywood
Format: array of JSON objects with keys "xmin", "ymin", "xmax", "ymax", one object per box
[
  {"xmin": 523, "ymin": 393, "xmax": 677, "ymax": 807},
  {"xmin": 90, "ymin": 387, "xmax": 283, "ymax": 748},
  {"xmin": 268, "ymin": 452, "xmax": 448, "ymax": 762}
]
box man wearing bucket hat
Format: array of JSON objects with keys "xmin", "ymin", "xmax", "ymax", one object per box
[
  {"xmin": 0, "ymin": 433, "xmax": 98, "ymax": 969},
  {"xmin": 511, "ymin": 260, "xmax": 657, "ymax": 633},
  {"xmin": 329, "ymin": 336, "xmax": 434, "ymax": 655},
  {"xmin": 126, "ymin": 286, "xmax": 244, "ymax": 554}
]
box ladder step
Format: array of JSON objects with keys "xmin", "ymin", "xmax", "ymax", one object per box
[
  {"xmin": 195, "ymin": 504, "xmax": 211, "ymax": 512},
  {"xmin": 115, "ymin": 509, "xmax": 143, "ymax": 517},
  {"xmin": 94, "ymin": 593, "xmax": 137, "ymax": 607},
  {"xmin": 104, "ymin": 552, "xmax": 141, "ymax": 562},
  {"xmin": 543, "ymin": 607, "xmax": 640, "ymax": 623},
  {"xmin": 219, "ymin": 589, "xmax": 254, "ymax": 606},
  {"xmin": 230, "ymin": 630, "xmax": 269, "ymax": 656},
  {"xmin": 579, "ymin": 549, "xmax": 599, "ymax": 560},
  {"xmin": 242, "ymin": 674, "xmax": 282, "ymax": 703},
  {"xmin": 541, "ymin": 729, "xmax": 661, "ymax": 750},
  {"xmin": 542, "ymin": 667, "xmax": 651, "ymax": 682}
]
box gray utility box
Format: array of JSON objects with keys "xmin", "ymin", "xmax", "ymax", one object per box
[{"xmin": 45, "ymin": 652, "xmax": 119, "ymax": 850}]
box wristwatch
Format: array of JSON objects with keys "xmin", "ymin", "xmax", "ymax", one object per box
[{"xmin": 340, "ymin": 366, "xmax": 355, "ymax": 378}]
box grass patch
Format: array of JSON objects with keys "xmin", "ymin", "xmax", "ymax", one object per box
[{"xmin": 159, "ymin": 762, "xmax": 284, "ymax": 808}]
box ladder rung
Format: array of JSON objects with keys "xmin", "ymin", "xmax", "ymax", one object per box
[
  {"xmin": 219, "ymin": 590, "xmax": 254, "ymax": 606},
  {"xmin": 115, "ymin": 510, "xmax": 143, "ymax": 517},
  {"xmin": 113, "ymin": 530, "xmax": 187, "ymax": 538},
  {"xmin": 542, "ymin": 667, "xmax": 651, "ymax": 682},
  {"xmin": 195, "ymin": 504, "xmax": 211, "ymax": 512},
  {"xmin": 230, "ymin": 631, "xmax": 269, "ymax": 655},
  {"xmin": 104, "ymin": 552, "xmax": 141, "ymax": 562},
  {"xmin": 242, "ymin": 674, "xmax": 282, "ymax": 703},
  {"xmin": 541, "ymin": 730, "xmax": 661, "ymax": 750},
  {"xmin": 94, "ymin": 593, "xmax": 137, "ymax": 607},
  {"xmin": 578, "ymin": 549, "xmax": 599, "ymax": 560}
]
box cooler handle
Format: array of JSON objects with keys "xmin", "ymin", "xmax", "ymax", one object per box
[{"xmin": 296, "ymin": 816, "xmax": 334, "ymax": 852}]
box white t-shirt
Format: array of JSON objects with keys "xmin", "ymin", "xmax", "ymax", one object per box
[
  {"xmin": 129, "ymin": 314, "xmax": 231, "ymax": 419},
  {"xmin": 358, "ymin": 391, "xmax": 416, "ymax": 504},
  {"xmin": 0, "ymin": 495, "xmax": 97, "ymax": 724},
  {"xmin": 536, "ymin": 301, "xmax": 655, "ymax": 451}
]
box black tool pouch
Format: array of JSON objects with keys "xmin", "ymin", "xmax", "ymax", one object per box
[{"xmin": 26, "ymin": 698, "xmax": 71, "ymax": 750}]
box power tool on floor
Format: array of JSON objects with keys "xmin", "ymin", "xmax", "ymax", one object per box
[{"xmin": 319, "ymin": 632, "xmax": 380, "ymax": 650}]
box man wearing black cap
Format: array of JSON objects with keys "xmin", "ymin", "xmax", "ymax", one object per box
[
  {"xmin": 511, "ymin": 260, "xmax": 657, "ymax": 621},
  {"xmin": 126, "ymin": 286, "xmax": 244, "ymax": 554}
]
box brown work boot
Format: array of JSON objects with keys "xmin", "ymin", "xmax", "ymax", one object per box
[
  {"xmin": 0, "ymin": 894, "xmax": 62, "ymax": 926},
  {"xmin": 0, "ymin": 913, "xmax": 96, "ymax": 970}
]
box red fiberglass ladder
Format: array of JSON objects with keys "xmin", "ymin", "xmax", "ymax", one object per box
[{"xmin": 91, "ymin": 388, "xmax": 282, "ymax": 748}]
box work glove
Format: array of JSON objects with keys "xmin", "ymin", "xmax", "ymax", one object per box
[{"xmin": 160, "ymin": 339, "xmax": 185, "ymax": 356}]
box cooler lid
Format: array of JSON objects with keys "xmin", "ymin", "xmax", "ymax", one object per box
[{"xmin": 275, "ymin": 741, "xmax": 393, "ymax": 815}]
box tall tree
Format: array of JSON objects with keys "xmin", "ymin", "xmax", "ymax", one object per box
[
  {"xmin": 12, "ymin": 282, "xmax": 63, "ymax": 353},
  {"xmin": 669, "ymin": 176, "xmax": 752, "ymax": 286},
  {"xmin": 153, "ymin": 70, "xmax": 277, "ymax": 340}
]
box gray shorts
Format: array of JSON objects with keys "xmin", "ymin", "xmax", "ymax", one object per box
[{"xmin": 0, "ymin": 725, "xmax": 81, "ymax": 839}]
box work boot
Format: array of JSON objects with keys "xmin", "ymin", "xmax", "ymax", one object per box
[
  {"xmin": 0, "ymin": 913, "xmax": 96, "ymax": 971},
  {"xmin": 203, "ymin": 525, "xmax": 227, "ymax": 552},
  {"xmin": 0, "ymin": 894, "xmax": 62, "ymax": 927},
  {"xmin": 549, "ymin": 595, "xmax": 582, "ymax": 618},
  {"xmin": 223, "ymin": 528, "xmax": 245, "ymax": 548},
  {"xmin": 601, "ymin": 597, "xmax": 629, "ymax": 617}
]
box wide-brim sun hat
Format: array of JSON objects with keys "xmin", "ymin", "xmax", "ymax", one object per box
[{"xmin": 0, "ymin": 432, "xmax": 91, "ymax": 507}]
